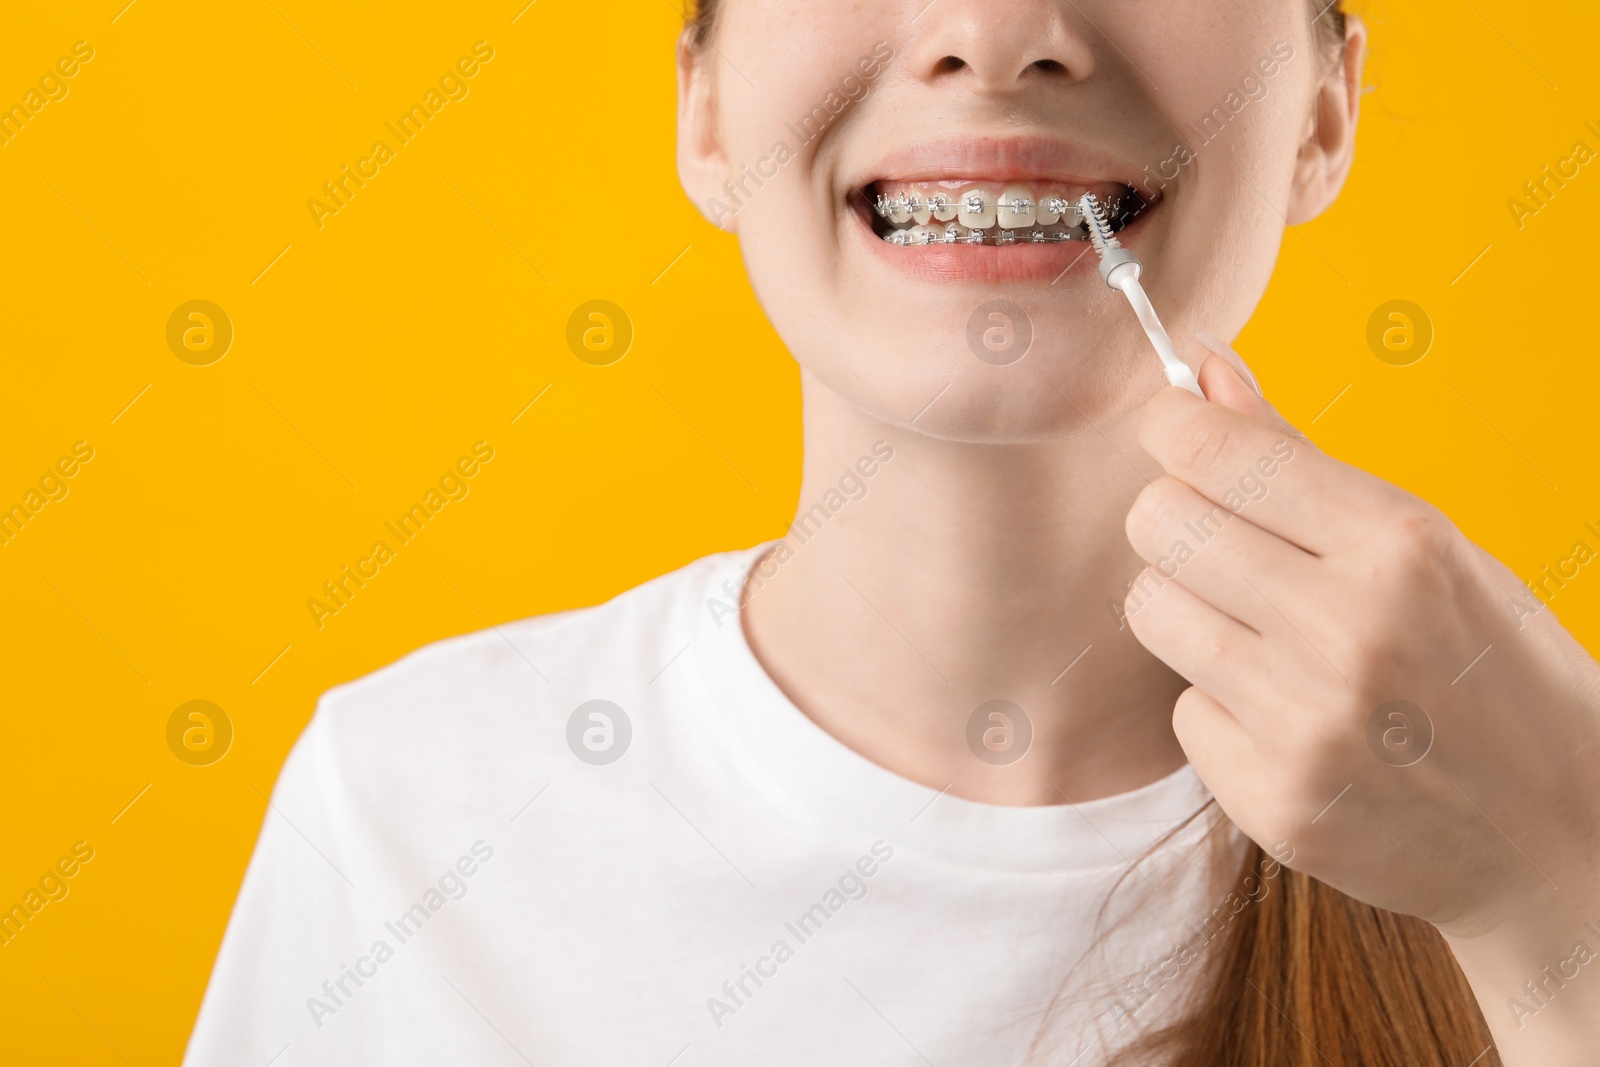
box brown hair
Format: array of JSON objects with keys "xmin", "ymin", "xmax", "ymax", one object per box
[
  {"xmin": 1094, "ymin": 808, "xmax": 1500, "ymax": 1066},
  {"xmin": 680, "ymin": 1, "xmax": 1499, "ymax": 1063}
]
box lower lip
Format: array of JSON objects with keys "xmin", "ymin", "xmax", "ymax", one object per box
[{"xmin": 853, "ymin": 202, "xmax": 1157, "ymax": 285}]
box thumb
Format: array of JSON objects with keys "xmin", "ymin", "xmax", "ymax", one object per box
[
  {"xmin": 1196, "ymin": 351, "xmax": 1264, "ymax": 413},
  {"xmin": 1185, "ymin": 331, "xmax": 1317, "ymax": 446}
]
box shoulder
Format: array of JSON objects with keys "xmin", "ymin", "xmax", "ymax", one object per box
[{"xmin": 280, "ymin": 547, "xmax": 747, "ymax": 810}]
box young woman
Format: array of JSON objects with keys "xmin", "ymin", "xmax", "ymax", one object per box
[{"xmin": 185, "ymin": 2, "xmax": 1600, "ymax": 1064}]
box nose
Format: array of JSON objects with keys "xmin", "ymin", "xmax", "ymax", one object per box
[{"xmin": 906, "ymin": 0, "xmax": 1095, "ymax": 93}]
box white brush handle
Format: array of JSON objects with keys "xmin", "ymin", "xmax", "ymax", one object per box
[
  {"xmin": 1107, "ymin": 264, "xmax": 1204, "ymax": 398},
  {"xmin": 1076, "ymin": 191, "xmax": 1205, "ymax": 399}
]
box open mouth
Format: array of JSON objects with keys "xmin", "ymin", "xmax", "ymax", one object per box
[{"xmin": 863, "ymin": 179, "xmax": 1149, "ymax": 246}]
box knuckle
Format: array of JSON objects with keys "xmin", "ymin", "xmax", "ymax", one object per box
[
  {"xmin": 1382, "ymin": 504, "xmax": 1454, "ymax": 572},
  {"xmin": 1171, "ymin": 410, "xmax": 1237, "ymax": 477},
  {"xmin": 1126, "ymin": 477, "xmax": 1184, "ymax": 542},
  {"xmin": 1406, "ymin": 505, "xmax": 1456, "ymax": 553},
  {"xmin": 1197, "ymin": 625, "xmax": 1233, "ymax": 664}
]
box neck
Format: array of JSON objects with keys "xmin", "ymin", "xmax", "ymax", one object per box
[{"xmin": 741, "ymin": 367, "xmax": 1189, "ymax": 806}]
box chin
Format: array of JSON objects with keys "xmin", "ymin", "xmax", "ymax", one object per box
[
  {"xmin": 784, "ymin": 317, "xmax": 1163, "ymax": 445},
  {"xmin": 739, "ymin": 198, "xmax": 1180, "ymax": 443}
]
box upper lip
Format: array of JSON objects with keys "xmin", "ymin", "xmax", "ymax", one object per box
[{"xmin": 849, "ymin": 134, "xmax": 1142, "ymax": 190}]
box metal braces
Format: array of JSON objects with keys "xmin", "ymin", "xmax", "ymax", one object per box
[
  {"xmin": 872, "ymin": 190, "xmax": 1090, "ymax": 222},
  {"xmin": 882, "ymin": 223, "xmax": 1088, "ymax": 246}
]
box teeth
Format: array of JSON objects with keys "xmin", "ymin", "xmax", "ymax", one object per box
[
  {"xmin": 894, "ymin": 224, "xmax": 1078, "ymax": 246},
  {"xmin": 996, "ymin": 185, "xmax": 1035, "ymax": 229},
  {"xmin": 958, "ymin": 188, "xmax": 996, "ymax": 230},
  {"xmin": 871, "ymin": 180, "xmax": 1134, "ymax": 246}
]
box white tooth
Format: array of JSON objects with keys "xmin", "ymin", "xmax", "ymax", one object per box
[
  {"xmin": 941, "ymin": 222, "xmax": 963, "ymax": 243},
  {"xmin": 887, "ymin": 193, "xmax": 912, "ymax": 224},
  {"xmin": 911, "ymin": 192, "xmax": 932, "ymax": 225},
  {"xmin": 929, "ymin": 193, "xmax": 958, "ymax": 222},
  {"xmin": 1036, "ymin": 195, "xmax": 1064, "ymax": 225},
  {"xmin": 996, "ymin": 185, "xmax": 1035, "ymax": 229},
  {"xmin": 909, "ymin": 224, "xmax": 940, "ymax": 245},
  {"xmin": 958, "ymin": 187, "xmax": 996, "ymax": 230}
]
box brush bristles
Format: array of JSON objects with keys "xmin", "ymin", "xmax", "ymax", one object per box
[{"xmin": 1076, "ymin": 192, "xmax": 1118, "ymax": 254}]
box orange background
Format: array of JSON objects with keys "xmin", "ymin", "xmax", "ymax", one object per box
[{"xmin": 1, "ymin": 0, "xmax": 1597, "ymax": 1060}]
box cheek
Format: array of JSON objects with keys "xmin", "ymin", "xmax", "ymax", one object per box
[
  {"xmin": 713, "ymin": 8, "xmax": 888, "ymax": 166},
  {"xmin": 1148, "ymin": 83, "xmax": 1315, "ymax": 343}
]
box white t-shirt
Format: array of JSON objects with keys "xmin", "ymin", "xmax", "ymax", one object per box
[{"xmin": 184, "ymin": 543, "xmax": 1237, "ymax": 1067}]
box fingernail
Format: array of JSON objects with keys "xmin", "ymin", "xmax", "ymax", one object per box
[{"xmin": 1195, "ymin": 330, "xmax": 1263, "ymax": 398}]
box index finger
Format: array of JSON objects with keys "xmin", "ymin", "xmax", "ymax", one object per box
[{"xmin": 1137, "ymin": 361, "xmax": 1379, "ymax": 555}]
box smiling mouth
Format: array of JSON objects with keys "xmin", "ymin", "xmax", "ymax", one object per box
[{"xmin": 864, "ymin": 179, "xmax": 1149, "ymax": 246}]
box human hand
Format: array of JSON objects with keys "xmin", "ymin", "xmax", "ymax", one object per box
[{"xmin": 1121, "ymin": 342, "xmax": 1600, "ymax": 950}]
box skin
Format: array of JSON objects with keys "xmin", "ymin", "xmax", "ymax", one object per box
[{"xmin": 676, "ymin": 0, "xmax": 1600, "ymax": 1059}]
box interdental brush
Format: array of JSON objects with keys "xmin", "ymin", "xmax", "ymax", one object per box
[{"xmin": 1077, "ymin": 192, "xmax": 1205, "ymax": 398}]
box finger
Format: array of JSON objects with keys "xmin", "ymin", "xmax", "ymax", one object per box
[
  {"xmin": 1125, "ymin": 475, "xmax": 1318, "ymax": 634},
  {"xmin": 1123, "ymin": 568, "xmax": 1271, "ymax": 724},
  {"xmin": 1194, "ymin": 330, "xmax": 1262, "ymax": 398},
  {"xmin": 1189, "ymin": 336, "xmax": 1311, "ymax": 449},
  {"xmin": 1139, "ymin": 365, "xmax": 1380, "ymax": 555},
  {"xmin": 1169, "ymin": 686, "xmax": 1268, "ymax": 830}
]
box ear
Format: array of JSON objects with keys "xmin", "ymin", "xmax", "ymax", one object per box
[
  {"xmin": 677, "ymin": 28, "xmax": 737, "ymax": 233},
  {"xmin": 1285, "ymin": 14, "xmax": 1367, "ymax": 225}
]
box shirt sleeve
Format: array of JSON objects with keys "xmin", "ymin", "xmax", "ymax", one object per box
[{"xmin": 182, "ymin": 705, "xmax": 365, "ymax": 1067}]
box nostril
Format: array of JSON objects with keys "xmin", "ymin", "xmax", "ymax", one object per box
[
  {"xmin": 933, "ymin": 55, "xmax": 966, "ymax": 73},
  {"xmin": 1030, "ymin": 59, "xmax": 1066, "ymax": 74}
]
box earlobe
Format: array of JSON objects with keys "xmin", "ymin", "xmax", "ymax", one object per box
[
  {"xmin": 676, "ymin": 31, "xmax": 738, "ymax": 233},
  {"xmin": 1285, "ymin": 15, "xmax": 1367, "ymax": 225}
]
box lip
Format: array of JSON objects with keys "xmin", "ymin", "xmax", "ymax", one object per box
[
  {"xmin": 847, "ymin": 135, "xmax": 1157, "ymax": 284},
  {"xmin": 852, "ymin": 206, "xmax": 1156, "ymax": 284},
  {"xmin": 848, "ymin": 134, "xmax": 1145, "ymax": 190}
]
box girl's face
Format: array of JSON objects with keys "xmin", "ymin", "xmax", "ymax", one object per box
[{"xmin": 678, "ymin": 0, "xmax": 1362, "ymax": 442}]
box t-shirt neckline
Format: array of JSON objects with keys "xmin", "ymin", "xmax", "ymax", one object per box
[{"xmin": 688, "ymin": 542, "xmax": 1213, "ymax": 874}]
